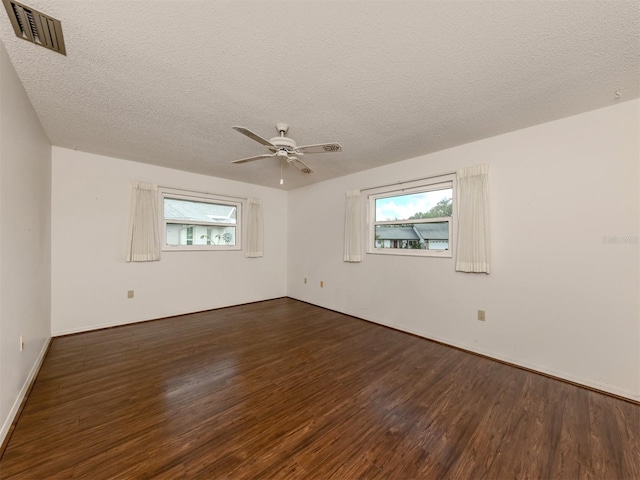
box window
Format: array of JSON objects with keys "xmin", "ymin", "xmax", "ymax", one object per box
[
  {"xmin": 368, "ymin": 176, "xmax": 454, "ymax": 257},
  {"xmin": 160, "ymin": 189, "xmax": 242, "ymax": 251}
]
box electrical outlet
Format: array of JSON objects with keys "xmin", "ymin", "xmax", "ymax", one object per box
[
  {"xmin": 320, "ymin": 281, "xmax": 324, "ymax": 288},
  {"xmin": 477, "ymin": 310, "xmax": 486, "ymax": 321},
  {"xmin": 20, "ymin": 335, "xmax": 24, "ymax": 352},
  {"xmin": 127, "ymin": 290, "xmax": 134, "ymax": 299}
]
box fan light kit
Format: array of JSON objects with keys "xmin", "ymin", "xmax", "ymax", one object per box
[{"xmin": 231, "ymin": 123, "xmax": 342, "ymax": 184}]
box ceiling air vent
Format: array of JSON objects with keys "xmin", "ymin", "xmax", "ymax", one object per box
[{"xmin": 2, "ymin": 0, "xmax": 66, "ymax": 55}]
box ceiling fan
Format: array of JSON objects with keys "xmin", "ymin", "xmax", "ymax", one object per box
[{"xmin": 231, "ymin": 123, "xmax": 342, "ymax": 176}]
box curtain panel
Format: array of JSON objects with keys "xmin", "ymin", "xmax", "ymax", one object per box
[
  {"xmin": 127, "ymin": 182, "xmax": 161, "ymax": 262},
  {"xmin": 246, "ymin": 198, "xmax": 264, "ymax": 258},
  {"xmin": 455, "ymin": 165, "xmax": 490, "ymax": 273},
  {"xmin": 344, "ymin": 190, "xmax": 363, "ymax": 262}
]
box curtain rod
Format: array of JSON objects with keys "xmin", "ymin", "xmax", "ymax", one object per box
[
  {"xmin": 359, "ymin": 170, "xmax": 456, "ymax": 193},
  {"xmin": 158, "ymin": 185, "xmax": 248, "ymax": 201}
]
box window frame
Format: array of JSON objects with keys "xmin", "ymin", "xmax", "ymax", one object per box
[
  {"xmin": 367, "ymin": 175, "xmax": 455, "ymax": 258},
  {"xmin": 159, "ymin": 188, "xmax": 242, "ymax": 252}
]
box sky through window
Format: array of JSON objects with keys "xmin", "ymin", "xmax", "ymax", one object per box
[{"xmin": 375, "ymin": 189, "xmax": 452, "ymax": 221}]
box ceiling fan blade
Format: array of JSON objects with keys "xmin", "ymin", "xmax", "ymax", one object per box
[
  {"xmin": 296, "ymin": 142, "xmax": 342, "ymax": 154},
  {"xmin": 232, "ymin": 126, "xmax": 276, "ymax": 148},
  {"xmin": 288, "ymin": 157, "xmax": 314, "ymax": 174},
  {"xmin": 231, "ymin": 153, "xmax": 275, "ymax": 164}
]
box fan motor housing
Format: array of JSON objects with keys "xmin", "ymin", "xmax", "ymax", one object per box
[{"xmin": 269, "ymin": 136, "xmax": 297, "ymax": 151}]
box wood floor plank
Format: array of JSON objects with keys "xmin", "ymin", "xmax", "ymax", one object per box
[{"xmin": 1, "ymin": 298, "xmax": 637, "ymax": 479}]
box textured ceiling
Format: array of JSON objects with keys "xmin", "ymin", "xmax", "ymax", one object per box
[{"xmin": 1, "ymin": 1, "xmax": 638, "ymax": 190}]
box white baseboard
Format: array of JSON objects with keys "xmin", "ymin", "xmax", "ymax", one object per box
[
  {"xmin": 363, "ymin": 315, "xmax": 640, "ymax": 402},
  {"xmin": 0, "ymin": 337, "xmax": 51, "ymax": 447},
  {"xmin": 292, "ymin": 297, "xmax": 640, "ymax": 402},
  {"xmin": 52, "ymin": 296, "xmax": 287, "ymax": 337}
]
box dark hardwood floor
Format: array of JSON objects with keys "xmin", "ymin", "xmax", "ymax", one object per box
[{"xmin": 1, "ymin": 298, "xmax": 638, "ymax": 479}]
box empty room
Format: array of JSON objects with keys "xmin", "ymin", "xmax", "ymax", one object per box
[{"xmin": 0, "ymin": 1, "xmax": 638, "ymax": 478}]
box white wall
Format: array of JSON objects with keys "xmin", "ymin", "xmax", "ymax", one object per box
[
  {"xmin": 0, "ymin": 42, "xmax": 52, "ymax": 443},
  {"xmin": 288, "ymin": 99, "xmax": 640, "ymax": 401},
  {"xmin": 51, "ymin": 148, "xmax": 287, "ymax": 335}
]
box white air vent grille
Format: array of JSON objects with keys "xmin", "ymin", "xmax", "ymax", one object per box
[{"xmin": 2, "ymin": 0, "xmax": 66, "ymax": 55}]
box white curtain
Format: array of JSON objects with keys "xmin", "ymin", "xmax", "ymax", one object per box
[
  {"xmin": 246, "ymin": 198, "xmax": 264, "ymax": 258},
  {"xmin": 127, "ymin": 182, "xmax": 161, "ymax": 262},
  {"xmin": 456, "ymin": 165, "xmax": 490, "ymax": 273},
  {"xmin": 344, "ymin": 190, "xmax": 363, "ymax": 262}
]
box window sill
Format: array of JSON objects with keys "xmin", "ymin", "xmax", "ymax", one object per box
[
  {"xmin": 162, "ymin": 246, "xmax": 242, "ymax": 252},
  {"xmin": 367, "ymin": 249, "xmax": 452, "ymax": 258}
]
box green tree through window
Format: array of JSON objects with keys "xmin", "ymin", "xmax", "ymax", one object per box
[{"xmin": 408, "ymin": 198, "xmax": 452, "ymax": 219}]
